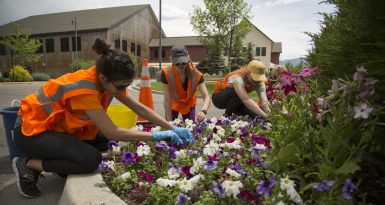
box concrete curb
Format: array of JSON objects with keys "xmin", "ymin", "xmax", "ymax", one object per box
[{"xmin": 58, "ymin": 170, "xmax": 126, "ymax": 205}]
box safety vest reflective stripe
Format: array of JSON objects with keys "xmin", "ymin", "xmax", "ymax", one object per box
[
  {"xmin": 35, "ymin": 80, "xmax": 98, "ymax": 121},
  {"xmin": 166, "ymin": 66, "xmax": 179, "ymax": 101},
  {"xmin": 166, "ymin": 66, "xmax": 199, "ymax": 102}
]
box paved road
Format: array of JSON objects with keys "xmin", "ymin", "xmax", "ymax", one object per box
[{"xmin": 0, "ymin": 79, "xmax": 225, "ymax": 203}]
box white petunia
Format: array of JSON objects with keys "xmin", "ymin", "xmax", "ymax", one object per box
[
  {"xmin": 254, "ymin": 143, "xmax": 267, "ymax": 152},
  {"xmin": 151, "ymin": 126, "xmax": 161, "ymax": 132},
  {"xmin": 210, "ymin": 117, "xmax": 218, "ymax": 124},
  {"xmin": 131, "ymin": 124, "xmax": 143, "ymax": 131},
  {"xmin": 111, "ymin": 145, "xmax": 121, "ymax": 154},
  {"xmin": 203, "ymin": 140, "xmax": 220, "ymax": 156},
  {"xmin": 280, "ymin": 175, "xmax": 295, "ymax": 190},
  {"xmin": 119, "ymin": 172, "xmax": 131, "ymax": 179},
  {"xmin": 208, "ymin": 123, "xmax": 216, "ymax": 130},
  {"xmin": 222, "ymin": 180, "xmax": 243, "ymax": 198},
  {"xmin": 276, "ymin": 201, "xmax": 285, "ymax": 205},
  {"xmin": 189, "ymin": 174, "xmax": 204, "ymax": 185},
  {"xmin": 212, "ymin": 133, "xmax": 221, "ymax": 142},
  {"xmin": 156, "ymin": 178, "xmax": 176, "ymax": 187},
  {"xmin": 136, "ymin": 145, "xmax": 151, "ymax": 156},
  {"xmin": 177, "ymin": 178, "xmax": 193, "ymax": 193},
  {"xmin": 225, "ymin": 168, "xmax": 241, "ymax": 178},
  {"xmin": 287, "ymin": 188, "xmax": 303, "ymax": 204},
  {"xmin": 175, "ymin": 149, "xmax": 187, "ymax": 161},
  {"xmin": 118, "ymin": 141, "xmax": 129, "ymax": 147},
  {"xmin": 225, "ymin": 139, "xmax": 241, "ymax": 149},
  {"xmin": 167, "ymin": 169, "xmax": 180, "ymax": 179}
]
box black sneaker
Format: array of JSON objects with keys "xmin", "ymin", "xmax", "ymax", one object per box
[
  {"xmin": 12, "ymin": 157, "xmax": 43, "ymax": 198},
  {"xmin": 52, "ymin": 172, "xmax": 68, "ymax": 181}
]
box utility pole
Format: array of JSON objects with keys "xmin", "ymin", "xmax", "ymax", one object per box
[
  {"xmin": 72, "ymin": 17, "xmax": 78, "ymax": 71},
  {"xmin": 159, "ymin": 0, "xmax": 162, "ymax": 71}
]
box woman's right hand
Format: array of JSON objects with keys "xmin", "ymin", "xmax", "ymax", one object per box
[{"xmin": 152, "ymin": 130, "xmax": 183, "ymax": 145}]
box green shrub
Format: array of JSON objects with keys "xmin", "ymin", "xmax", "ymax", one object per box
[
  {"xmin": 70, "ymin": 58, "xmax": 96, "ymax": 72},
  {"xmin": 0, "ymin": 77, "xmax": 6, "ymax": 82},
  {"xmin": 9, "ymin": 65, "xmax": 31, "ymax": 82},
  {"xmin": 31, "ymin": 72, "xmax": 51, "ymax": 81}
]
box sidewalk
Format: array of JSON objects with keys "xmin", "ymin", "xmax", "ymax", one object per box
[{"xmin": 0, "ymin": 79, "xmax": 225, "ymax": 204}]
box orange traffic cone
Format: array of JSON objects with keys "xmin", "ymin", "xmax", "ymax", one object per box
[{"xmin": 137, "ymin": 59, "xmax": 154, "ymax": 123}]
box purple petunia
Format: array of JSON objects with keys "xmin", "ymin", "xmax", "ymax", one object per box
[
  {"xmin": 168, "ymin": 147, "xmax": 177, "ymax": 159},
  {"xmin": 253, "ymin": 154, "xmax": 268, "ymax": 169},
  {"xmin": 313, "ymin": 180, "xmax": 334, "ymax": 192},
  {"xmin": 188, "ymin": 150, "xmax": 199, "ymax": 155},
  {"xmin": 175, "ymin": 193, "xmax": 190, "ymax": 205},
  {"xmin": 204, "ymin": 160, "xmax": 218, "ymax": 172},
  {"xmin": 98, "ymin": 163, "xmax": 112, "ymax": 173},
  {"xmin": 122, "ymin": 151, "xmax": 136, "ymax": 163},
  {"xmin": 213, "ymin": 182, "xmax": 225, "ymax": 198},
  {"xmin": 230, "ymin": 165, "xmax": 248, "ymax": 178},
  {"xmin": 169, "ymin": 164, "xmax": 181, "ymax": 173},
  {"xmin": 256, "ymin": 175, "xmax": 277, "ymax": 196},
  {"xmin": 107, "ymin": 141, "xmax": 118, "ymax": 150},
  {"xmin": 155, "ymin": 142, "xmax": 170, "ymax": 152},
  {"xmin": 342, "ymin": 179, "xmax": 356, "ymax": 200}
]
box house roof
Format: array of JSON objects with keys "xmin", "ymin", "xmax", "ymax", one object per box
[
  {"xmin": 149, "ymin": 36, "xmax": 202, "ymax": 47},
  {"xmin": 0, "ymin": 4, "xmax": 166, "ymax": 37},
  {"xmin": 272, "ymin": 42, "xmax": 282, "ymax": 53}
]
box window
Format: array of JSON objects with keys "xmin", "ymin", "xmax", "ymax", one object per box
[
  {"xmin": 60, "ymin": 37, "xmax": 69, "ymax": 52},
  {"xmin": 72, "ymin": 36, "xmax": 81, "ymax": 51},
  {"xmin": 0, "ymin": 44, "xmax": 6, "ymax": 55},
  {"xmin": 115, "ymin": 37, "xmax": 120, "ymax": 50},
  {"xmin": 256, "ymin": 47, "xmax": 260, "ymax": 56},
  {"xmin": 46, "ymin": 39, "xmax": 54, "ymax": 53},
  {"xmin": 154, "ymin": 50, "xmax": 158, "ymax": 58},
  {"xmin": 161, "ymin": 49, "xmax": 165, "ymax": 58},
  {"xmin": 261, "ymin": 47, "xmax": 266, "ymax": 56},
  {"xmin": 130, "ymin": 42, "xmax": 135, "ymax": 53},
  {"xmin": 154, "ymin": 49, "xmax": 165, "ymax": 58},
  {"xmin": 137, "ymin": 44, "xmax": 141, "ymax": 57},
  {"xmin": 122, "ymin": 40, "xmax": 127, "ymax": 52},
  {"xmin": 36, "ymin": 39, "xmax": 43, "ymax": 53}
]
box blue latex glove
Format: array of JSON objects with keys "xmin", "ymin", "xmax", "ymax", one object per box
[
  {"xmin": 152, "ymin": 130, "xmax": 183, "ymax": 145},
  {"xmin": 172, "ymin": 126, "xmax": 192, "ymax": 144}
]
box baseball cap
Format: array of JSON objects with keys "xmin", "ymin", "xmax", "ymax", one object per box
[
  {"xmin": 171, "ymin": 45, "xmax": 188, "ymax": 64},
  {"xmin": 246, "ymin": 60, "xmax": 267, "ymax": 81}
]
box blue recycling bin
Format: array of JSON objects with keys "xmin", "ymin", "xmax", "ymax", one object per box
[{"xmin": 0, "ymin": 106, "xmax": 26, "ymax": 160}]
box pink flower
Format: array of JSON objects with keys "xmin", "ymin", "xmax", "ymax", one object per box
[
  {"xmin": 300, "ymin": 67, "xmax": 314, "ymax": 77},
  {"xmin": 280, "ymin": 72, "xmax": 292, "ymax": 87}
]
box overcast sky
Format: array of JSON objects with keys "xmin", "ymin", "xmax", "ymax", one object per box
[{"xmin": 0, "ymin": 0, "xmax": 336, "ymax": 60}]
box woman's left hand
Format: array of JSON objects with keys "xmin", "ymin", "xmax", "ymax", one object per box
[{"xmin": 196, "ymin": 111, "xmax": 206, "ymax": 122}]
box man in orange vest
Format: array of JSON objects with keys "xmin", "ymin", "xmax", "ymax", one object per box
[
  {"xmin": 11, "ymin": 37, "xmax": 192, "ymax": 198},
  {"xmin": 212, "ymin": 60, "xmax": 271, "ymax": 119},
  {"xmin": 161, "ymin": 45, "xmax": 211, "ymax": 122}
]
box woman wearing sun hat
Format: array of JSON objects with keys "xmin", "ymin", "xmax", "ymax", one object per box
[
  {"xmin": 161, "ymin": 45, "xmax": 211, "ymax": 122},
  {"xmin": 212, "ymin": 60, "xmax": 271, "ymax": 118}
]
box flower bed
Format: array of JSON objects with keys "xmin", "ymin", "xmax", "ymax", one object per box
[{"xmin": 99, "ymin": 66, "xmax": 384, "ymax": 204}]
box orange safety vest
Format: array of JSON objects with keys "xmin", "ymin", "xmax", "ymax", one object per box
[
  {"xmin": 162, "ymin": 64, "xmax": 203, "ymax": 115},
  {"xmin": 16, "ymin": 66, "xmax": 111, "ymax": 140},
  {"xmin": 213, "ymin": 68, "xmax": 254, "ymax": 94}
]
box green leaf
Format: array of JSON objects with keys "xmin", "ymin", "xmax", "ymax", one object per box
[
  {"xmin": 334, "ymin": 162, "xmax": 361, "ymax": 175},
  {"xmin": 277, "ymin": 144, "xmax": 299, "ymax": 163}
]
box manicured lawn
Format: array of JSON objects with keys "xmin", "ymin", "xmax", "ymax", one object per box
[{"xmin": 136, "ymin": 82, "xmax": 259, "ymax": 99}]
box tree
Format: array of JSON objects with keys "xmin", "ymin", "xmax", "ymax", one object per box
[
  {"xmin": 190, "ymin": 0, "xmax": 253, "ymax": 73},
  {"xmin": 305, "ymin": 0, "xmax": 385, "ymax": 97},
  {"xmin": 0, "ymin": 22, "xmax": 42, "ymax": 66}
]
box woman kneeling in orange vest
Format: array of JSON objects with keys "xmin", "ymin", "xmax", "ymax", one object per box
[
  {"xmin": 212, "ymin": 60, "xmax": 271, "ymax": 119},
  {"xmin": 161, "ymin": 45, "xmax": 211, "ymax": 122},
  {"xmin": 12, "ymin": 37, "xmax": 192, "ymax": 198}
]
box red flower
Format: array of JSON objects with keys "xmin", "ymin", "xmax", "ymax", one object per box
[
  {"xmin": 227, "ymin": 138, "xmax": 235, "ymax": 143},
  {"xmin": 313, "ymin": 103, "xmax": 320, "ymax": 114},
  {"xmin": 240, "ymin": 190, "xmax": 259, "ymax": 201}
]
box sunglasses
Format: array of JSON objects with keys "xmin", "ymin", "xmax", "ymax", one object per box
[
  {"xmin": 175, "ymin": 62, "xmax": 188, "ymax": 66},
  {"xmin": 106, "ymin": 77, "xmax": 131, "ymax": 93}
]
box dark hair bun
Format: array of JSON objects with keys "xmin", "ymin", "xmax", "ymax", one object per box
[{"xmin": 92, "ymin": 37, "xmax": 111, "ymax": 55}]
